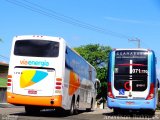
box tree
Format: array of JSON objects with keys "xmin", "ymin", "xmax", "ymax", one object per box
[{"xmin": 74, "ymin": 44, "xmax": 111, "ymax": 102}]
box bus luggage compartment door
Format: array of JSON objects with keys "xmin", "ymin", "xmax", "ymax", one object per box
[{"xmin": 12, "ymin": 67, "xmax": 55, "ymax": 96}]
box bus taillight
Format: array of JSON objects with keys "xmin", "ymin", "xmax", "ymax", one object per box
[
  {"xmin": 146, "ymin": 83, "xmax": 154, "ymax": 100},
  {"xmin": 55, "ymin": 78, "xmax": 62, "ymax": 90},
  {"xmin": 7, "ymin": 75, "xmax": 12, "ymax": 87},
  {"xmin": 108, "ymin": 82, "xmax": 114, "ymax": 98}
]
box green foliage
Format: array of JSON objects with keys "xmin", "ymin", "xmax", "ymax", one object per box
[
  {"xmin": 74, "ymin": 44, "xmax": 111, "ymax": 100},
  {"xmin": 0, "ymin": 78, "xmax": 7, "ymax": 87}
]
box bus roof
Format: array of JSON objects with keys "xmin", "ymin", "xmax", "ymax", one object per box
[
  {"xmin": 13, "ymin": 35, "xmax": 65, "ymax": 42},
  {"xmin": 112, "ymin": 48, "xmax": 152, "ymax": 51}
]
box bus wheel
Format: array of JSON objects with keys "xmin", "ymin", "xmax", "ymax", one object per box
[
  {"xmin": 75, "ymin": 99, "xmax": 79, "ymax": 114},
  {"xmin": 148, "ymin": 110, "xmax": 155, "ymax": 115},
  {"xmin": 86, "ymin": 99, "xmax": 93, "ymax": 112},
  {"xmin": 25, "ymin": 106, "xmax": 40, "ymax": 115},
  {"xmin": 113, "ymin": 108, "xmax": 119, "ymax": 115},
  {"xmin": 68, "ymin": 98, "xmax": 75, "ymax": 115}
]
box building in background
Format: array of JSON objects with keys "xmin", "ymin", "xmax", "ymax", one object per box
[
  {"xmin": 0, "ymin": 62, "xmax": 8, "ymax": 87},
  {"xmin": 0, "ymin": 62, "xmax": 8, "ymax": 103}
]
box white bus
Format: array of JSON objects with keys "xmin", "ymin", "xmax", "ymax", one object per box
[{"xmin": 7, "ymin": 35, "xmax": 98, "ymax": 115}]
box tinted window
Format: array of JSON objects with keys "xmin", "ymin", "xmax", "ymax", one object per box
[
  {"xmin": 14, "ymin": 40, "xmax": 59, "ymax": 57},
  {"xmin": 114, "ymin": 50, "xmax": 148, "ymax": 92},
  {"xmin": 65, "ymin": 47, "xmax": 91, "ymax": 80}
]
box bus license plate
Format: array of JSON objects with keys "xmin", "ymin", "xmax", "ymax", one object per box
[{"xmin": 126, "ymin": 101, "xmax": 135, "ymax": 105}]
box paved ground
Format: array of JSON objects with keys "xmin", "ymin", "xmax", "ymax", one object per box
[{"xmin": 0, "ymin": 104, "xmax": 160, "ymax": 120}]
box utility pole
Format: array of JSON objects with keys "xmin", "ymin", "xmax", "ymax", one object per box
[{"xmin": 128, "ymin": 38, "xmax": 140, "ymax": 48}]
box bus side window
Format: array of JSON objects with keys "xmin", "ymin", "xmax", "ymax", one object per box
[{"xmin": 65, "ymin": 48, "xmax": 68, "ymax": 54}]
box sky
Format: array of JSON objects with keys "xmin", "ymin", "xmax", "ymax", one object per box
[{"xmin": 1, "ymin": 0, "xmax": 160, "ymax": 79}]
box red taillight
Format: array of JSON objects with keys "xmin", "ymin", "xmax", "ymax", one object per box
[
  {"xmin": 7, "ymin": 75, "xmax": 12, "ymax": 87},
  {"xmin": 56, "ymin": 86, "xmax": 61, "ymax": 89},
  {"xmin": 56, "ymin": 82, "xmax": 62, "ymax": 85},
  {"xmin": 55, "ymin": 78, "xmax": 62, "ymax": 90},
  {"xmin": 146, "ymin": 83, "xmax": 154, "ymax": 100},
  {"xmin": 8, "ymin": 79, "xmax": 12, "ymax": 82},
  {"xmin": 7, "ymin": 83, "xmax": 11, "ymax": 86},
  {"xmin": 107, "ymin": 82, "xmax": 114, "ymax": 98}
]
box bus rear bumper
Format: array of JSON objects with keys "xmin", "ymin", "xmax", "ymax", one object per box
[
  {"xmin": 7, "ymin": 92, "xmax": 62, "ymax": 107},
  {"xmin": 107, "ymin": 97, "xmax": 156, "ymax": 110}
]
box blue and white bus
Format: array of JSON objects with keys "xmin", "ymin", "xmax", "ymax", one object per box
[{"xmin": 107, "ymin": 48, "xmax": 159, "ymax": 114}]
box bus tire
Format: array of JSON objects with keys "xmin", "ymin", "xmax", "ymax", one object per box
[
  {"xmin": 113, "ymin": 108, "xmax": 119, "ymax": 115},
  {"xmin": 86, "ymin": 98, "xmax": 93, "ymax": 112},
  {"xmin": 25, "ymin": 106, "xmax": 40, "ymax": 115},
  {"xmin": 148, "ymin": 109, "xmax": 155, "ymax": 115},
  {"xmin": 68, "ymin": 97, "xmax": 75, "ymax": 115},
  {"xmin": 75, "ymin": 98, "xmax": 79, "ymax": 114}
]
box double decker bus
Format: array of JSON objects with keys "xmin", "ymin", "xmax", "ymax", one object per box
[
  {"xmin": 7, "ymin": 35, "xmax": 98, "ymax": 115},
  {"xmin": 107, "ymin": 48, "xmax": 159, "ymax": 114}
]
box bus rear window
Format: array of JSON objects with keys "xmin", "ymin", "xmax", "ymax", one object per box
[
  {"xmin": 114, "ymin": 50, "xmax": 148, "ymax": 92},
  {"xmin": 14, "ymin": 40, "xmax": 59, "ymax": 57}
]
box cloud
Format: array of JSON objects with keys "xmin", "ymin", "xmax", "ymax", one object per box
[
  {"xmin": 104, "ymin": 16, "xmax": 160, "ymax": 26},
  {"xmin": 105, "ymin": 16, "xmax": 144, "ymax": 24}
]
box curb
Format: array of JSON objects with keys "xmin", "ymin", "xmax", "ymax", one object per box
[{"xmin": 0, "ymin": 103, "xmax": 15, "ymax": 108}]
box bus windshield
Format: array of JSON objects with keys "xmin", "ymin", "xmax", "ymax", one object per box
[
  {"xmin": 14, "ymin": 40, "xmax": 59, "ymax": 57},
  {"xmin": 114, "ymin": 50, "xmax": 148, "ymax": 92}
]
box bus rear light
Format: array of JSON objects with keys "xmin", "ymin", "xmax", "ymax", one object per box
[
  {"xmin": 107, "ymin": 82, "xmax": 114, "ymax": 98},
  {"xmin": 55, "ymin": 78, "xmax": 62, "ymax": 91},
  {"xmin": 56, "ymin": 78, "xmax": 62, "ymax": 81},
  {"xmin": 55, "ymin": 86, "xmax": 61, "ymax": 89},
  {"xmin": 7, "ymin": 83, "xmax": 11, "ymax": 86},
  {"xmin": 7, "ymin": 78, "xmax": 12, "ymax": 87},
  {"xmin": 8, "ymin": 75, "xmax": 12, "ymax": 78},
  {"xmin": 146, "ymin": 83, "xmax": 154, "ymax": 100},
  {"xmin": 8, "ymin": 79, "xmax": 12, "ymax": 82},
  {"xmin": 56, "ymin": 82, "xmax": 62, "ymax": 85}
]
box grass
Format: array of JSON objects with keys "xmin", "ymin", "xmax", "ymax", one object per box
[{"xmin": 0, "ymin": 77, "xmax": 7, "ymax": 87}]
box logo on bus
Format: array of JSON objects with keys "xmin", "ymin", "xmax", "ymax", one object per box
[
  {"xmin": 20, "ymin": 59, "xmax": 49, "ymax": 67},
  {"xmin": 20, "ymin": 70, "xmax": 48, "ymax": 88}
]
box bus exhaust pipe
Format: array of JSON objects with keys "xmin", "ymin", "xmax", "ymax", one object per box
[{"xmin": 50, "ymin": 100, "xmax": 54, "ymax": 105}]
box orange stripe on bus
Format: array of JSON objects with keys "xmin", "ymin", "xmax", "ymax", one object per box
[{"xmin": 7, "ymin": 92, "xmax": 62, "ymax": 107}]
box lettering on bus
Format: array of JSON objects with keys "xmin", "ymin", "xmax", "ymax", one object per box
[
  {"xmin": 116, "ymin": 51, "xmax": 147, "ymax": 56},
  {"xmin": 132, "ymin": 69, "xmax": 148, "ymax": 74},
  {"xmin": 20, "ymin": 59, "xmax": 49, "ymax": 67}
]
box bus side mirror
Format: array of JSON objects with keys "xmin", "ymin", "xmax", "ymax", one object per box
[
  {"xmin": 157, "ymin": 79, "xmax": 160, "ymax": 88},
  {"xmin": 95, "ymin": 79, "xmax": 101, "ymax": 90}
]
